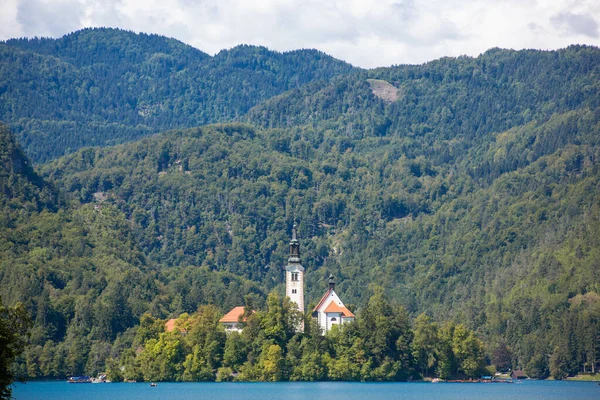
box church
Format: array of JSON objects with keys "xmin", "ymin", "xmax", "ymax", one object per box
[
  {"xmin": 311, "ymin": 274, "xmax": 355, "ymax": 333},
  {"xmin": 220, "ymin": 224, "xmax": 355, "ymax": 334},
  {"xmin": 284, "ymin": 224, "xmax": 355, "ymax": 333}
]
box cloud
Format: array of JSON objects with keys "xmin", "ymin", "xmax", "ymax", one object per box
[
  {"xmin": 551, "ymin": 11, "xmax": 599, "ymax": 38},
  {"xmin": 1, "ymin": 0, "xmax": 600, "ymax": 68},
  {"xmin": 16, "ymin": 0, "xmax": 84, "ymax": 38}
]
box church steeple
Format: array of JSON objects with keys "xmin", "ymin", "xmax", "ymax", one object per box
[
  {"xmin": 328, "ymin": 274, "xmax": 335, "ymax": 290},
  {"xmin": 289, "ymin": 223, "xmax": 301, "ymax": 263},
  {"xmin": 285, "ymin": 223, "xmax": 305, "ymax": 332}
]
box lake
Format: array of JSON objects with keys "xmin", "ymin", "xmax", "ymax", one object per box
[{"xmin": 12, "ymin": 380, "xmax": 600, "ymax": 400}]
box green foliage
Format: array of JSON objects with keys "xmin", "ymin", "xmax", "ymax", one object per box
[
  {"xmin": 138, "ymin": 333, "xmax": 185, "ymax": 382},
  {"xmin": 116, "ymin": 290, "xmax": 486, "ymax": 382},
  {"xmin": 1, "ymin": 28, "xmax": 355, "ymax": 163},
  {"xmin": 1, "ymin": 41, "xmax": 600, "ymax": 380},
  {"xmin": 0, "ymin": 298, "xmax": 30, "ymax": 399},
  {"xmin": 412, "ymin": 314, "xmax": 438, "ymax": 377},
  {"xmin": 451, "ymin": 324, "xmax": 485, "ymax": 378}
]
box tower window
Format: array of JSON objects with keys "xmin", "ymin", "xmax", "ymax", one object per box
[
  {"xmin": 291, "ymin": 272, "xmax": 299, "ymax": 281},
  {"xmin": 292, "ymin": 289, "xmax": 297, "ymax": 294}
]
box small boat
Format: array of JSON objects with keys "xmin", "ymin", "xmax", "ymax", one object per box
[
  {"xmin": 92, "ymin": 374, "xmax": 107, "ymax": 383},
  {"xmin": 150, "ymin": 383, "xmax": 158, "ymax": 387},
  {"xmin": 67, "ymin": 376, "xmax": 92, "ymax": 383}
]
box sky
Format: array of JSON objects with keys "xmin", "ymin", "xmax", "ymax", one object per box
[{"xmin": 1, "ymin": 0, "xmax": 599, "ymax": 68}]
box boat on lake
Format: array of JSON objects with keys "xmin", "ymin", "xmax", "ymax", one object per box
[
  {"xmin": 91, "ymin": 374, "xmax": 108, "ymax": 383},
  {"xmin": 67, "ymin": 376, "xmax": 92, "ymax": 383}
]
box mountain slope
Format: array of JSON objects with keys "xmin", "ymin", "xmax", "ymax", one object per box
[
  {"xmin": 41, "ymin": 105, "xmax": 600, "ymax": 372},
  {"xmin": 2, "ymin": 40, "xmax": 599, "ymax": 378},
  {"xmin": 37, "ymin": 44, "xmax": 600, "ymax": 376},
  {"xmin": 0, "ymin": 125, "xmax": 266, "ymax": 378},
  {"xmin": 0, "ymin": 123, "xmax": 55, "ymax": 215},
  {"xmin": 0, "ymin": 28, "xmax": 356, "ymax": 163},
  {"xmin": 247, "ymin": 46, "xmax": 600, "ymax": 156}
]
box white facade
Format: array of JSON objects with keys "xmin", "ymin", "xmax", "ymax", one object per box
[
  {"xmin": 219, "ymin": 306, "xmax": 250, "ymax": 334},
  {"xmin": 312, "ymin": 276, "xmax": 355, "ymax": 334},
  {"xmin": 222, "ymin": 321, "xmax": 244, "ymax": 333},
  {"xmin": 285, "ymin": 266, "xmax": 304, "ymax": 314},
  {"xmin": 285, "ymin": 224, "xmax": 305, "ymax": 332},
  {"xmin": 283, "ymin": 226, "xmax": 355, "ymax": 334}
]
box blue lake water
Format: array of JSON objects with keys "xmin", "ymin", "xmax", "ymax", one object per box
[{"xmin": 12, "ymin": 380, "xmax": 600, "ymax": 400}]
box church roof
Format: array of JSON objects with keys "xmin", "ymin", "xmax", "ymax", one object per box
[
  {"xmin": 312, "ymin": 288, "xmax": 355, "ymax": 318},
  {"xmin": 313, "ymin": 288, "xmax": 334, "ymax": 313},
  {"xmin": 323, "ymin": 301, "xmax": 355, "ymax": 317},
  {"xmin": 219, "ymin": 306, "xmax": 249, "ymax": 323}
]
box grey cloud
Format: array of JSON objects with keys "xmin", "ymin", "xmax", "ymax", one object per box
[
  {"xmin": 392, "ymin": 0, "xmax": 416, "ymax": 21},
  {"xmin": 83, "ymin": 0, "xmax": 126, "ymax": 28},
  {"xmin": 551, "ymin": 11, "xmax": 599, "ymax": 38},
  {"xmin": 17, "ymin": 0, "xmax": 84, "ymax": 38},
  {"xmin": 271, "ymin": 4, "xmax": 360, "ymax": 44},
  {"xmin": 527, "ymin": 22, "xmax": 541, "ymax": 33}
]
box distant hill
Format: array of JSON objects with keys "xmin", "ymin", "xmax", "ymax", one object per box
[
  {"xmin": 39, "ymin": 113, "xmax": 600, "ymax": 379},
  {"xmin": 0, "ymin": 125, "xmax": 265, "ymax": 379},
  {"xmin": 247, "ymin": 46, "xmax": 600, "ymax": 142},
  {"xmin": 1, "ymin": 31, "xmax": 599, "ymax": 380},
  {"xmin": 0, "ymin": 123, "xmax": 55, "ymax": 213},
  {"xmin": 0, "ymin": 28, "xmax": 356, "ymax": 162}
]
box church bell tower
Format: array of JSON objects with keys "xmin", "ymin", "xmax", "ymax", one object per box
[{"xmin": 285, "ymin": 224, "xmax": 305, "ymax": 323}]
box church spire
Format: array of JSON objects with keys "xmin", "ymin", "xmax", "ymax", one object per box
[
  {"xmin": 285, "ymin": 223, "xmax": 305, "ymax": 332},
  {"xmin": 328, "ymin": 274, "xmax": 335, "ymax": 290},
  {"xmin": 288, "ymin": 223, "xmax": 300, "ymax": 263}
]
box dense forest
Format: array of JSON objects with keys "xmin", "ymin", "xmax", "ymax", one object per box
[
  {"xmin": 0, "ymin": 29, "xmax": 599, "ymax": 382},
  {"xmin": 100, "ymin": 292, "xmax": 487, "ymax": 383},
  {"xmin": 0, "ymin": 28, "xmax": 355, "ymax": 162}
]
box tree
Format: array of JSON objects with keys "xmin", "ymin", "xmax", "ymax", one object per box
[
  {"xmin": 411, "ymin": 313, "xmax": 438, "ymax": 377},
  {"xmin": 258, "ymin": 344, "xmax": 287, "ymax": 381},
  {"xmin": 0, "ymin": 298, "xmax": 30, "ymax": 399},
  {"xmin": 181, "ymin": 306, "xmax": 227, "ymax": 381},
  {"xmin": 260, "ymin": 292, "xmax": 301, "ymax": 349},
  {"xmin": 451, "ymin": 324, "xmax": 485, "ymax": 378},
  {"xmin": 524, "ymin": 352, "xmax": 549, "ymax": 379},
  {"xmin": 491, "ymin": 342, "xmax": 512, "ymax": 372},
  {"xmin": 356, "ymin": 287, "xmax": 414, "ymax": 381},
  {"xmin": 549, "ymin": 345, "xmax": 571, "ymax": 380},
  {"xmin": 223, "ymin": 332, "xmax": 247, "ymax": 370},
  {"xmin": 137, "ymin": 333, "xmax": 185, "ymax": 382}
]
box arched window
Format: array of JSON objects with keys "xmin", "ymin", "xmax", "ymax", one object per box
[
  {"xmin": 330, "ymin": 317, "xmax": 337, "ymax": 322},
  {"xmin": 292, "ymin": 289, "xmax": 297, "ymax": 294}
]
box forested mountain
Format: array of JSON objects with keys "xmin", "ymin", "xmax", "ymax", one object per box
[
  {"xmin": 1, "ymin": 34, "xmax": 599, "ymax": 381},
  {"xmin": 0, "ymin": 125, "xmax": 265, "ymax": 378},
  {"xmin": 247, "ymin": 46, "xmax": 600, "ymax": 150},
  {"xmin": 0, "ymin": 28, "xmax": 355, "ymax": 163},
  {"xmin": 41, "ymin": 116, "xmax": 600, "ymax": 379}
]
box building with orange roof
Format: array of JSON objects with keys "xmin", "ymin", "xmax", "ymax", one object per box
[
  {"xmin": 312, "ymin": 274, "xmax": 355, "ymax": 333},
  {"xmin": 164, "ymin": 318, "xmax": 187, "ymax": 335},
  {"xmin": 219, "ymin": 306, "xmax": 251, "ymax": 333},
  {"xmin": 165, "ymin": 318, "xmax": 178, "ymax": 332}
]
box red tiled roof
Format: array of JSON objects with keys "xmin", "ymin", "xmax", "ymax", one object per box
[
  {"xmin": 219, "ymin": 306, "xmax": 250, "ymax": 323},
  {"xmin": 165, "ymin": 318, "xmax": 179, "ymax": 332},
  {"xmin": 312, "ymin": 288, "xmax": 333, "ymax": 313},
  {"xmin": 323, "ymin": 301, "xmax": 355, "ymax": 318}
]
